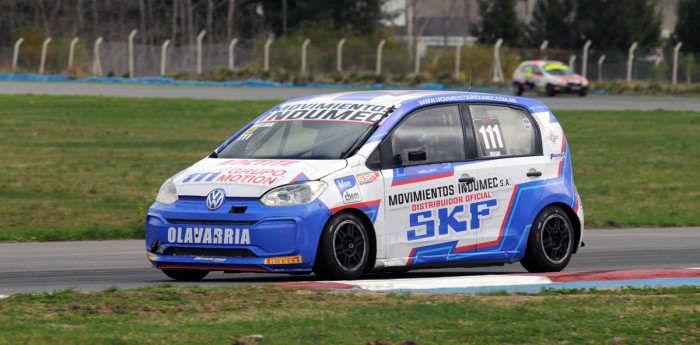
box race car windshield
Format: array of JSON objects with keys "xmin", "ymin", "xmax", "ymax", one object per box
[
  {"xmin": 544, "ymin": 66, "xmax": 573, "ymax": 76},
  {"xmin": 216, "ymin": 120, "xmax": 373, "ymax": 159}
]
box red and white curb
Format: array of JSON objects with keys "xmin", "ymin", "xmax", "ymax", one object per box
[{"xmin": 278, "ymin": 268, "xmax": 700, "ymax": 293}]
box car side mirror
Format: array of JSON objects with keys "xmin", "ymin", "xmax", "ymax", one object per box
[{"xmin": 408, "ymin": 151, "xmax": 427, "ymax": 162}]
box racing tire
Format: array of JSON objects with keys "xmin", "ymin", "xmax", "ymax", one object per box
[
  {"xmin": 161, "ymin": 269, "xmax": 209, "ymax": 281},
  {"xmin": 578, "ymin": 90, "xmax": 587, "ymax": 97},
  {"xmin": 512, "ymin": 82, "xmax": 524, "ymax": 96},
  {"xmin": 313, "ymin": 212, "xmax": 370, "ymax": 280},
  {"xmin": 545, "ymin": 84, "xmax": 556, "ymax": 97},
  {"xmin": 521, "ymin": 206, "xmax": 574, "ymax": 273}
]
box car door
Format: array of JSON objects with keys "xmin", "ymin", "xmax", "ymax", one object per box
[
  {"xmin": 378, "ymin": 104, "xmax": 483, "ymax": 266},
  {"xmin": 465, "ymin": 104, "xmax": 546, "ymax": 258}
]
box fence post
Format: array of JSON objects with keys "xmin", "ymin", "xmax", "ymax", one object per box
[
  {"xmin": 492, "ymin": 38, "xmax": 503, "ymax": 83},
  {"xmin": 12, "ymin": 38, "xmax": 24, "ymax": 70},
  {"xmin": 228, "ymin": 38, "xmax": 238, "ymax": 70},
  {"xmin": 336, "ymin": 38, "xmax": 346, "ymax": 73},
  {"xmin": 568, "ymin": 55, "xmax": 576, "ymax": 73},
  {"xmin": 376, "ymin": 39, "xmax": 386, "ymax": 75},
  {"xmin": 196, "ymin": 30, "xmax": 206, "ymax": 75},
  {"xmin": 160, "ymin": 40, "xmax": 171, "ymax": 76},
  {"xmin": 39, "ymin": 37, "xmax": 52, "ymax": 74},
  {"xmin": 626, "ymin": 42, "xmax": 638, "ymax": 83},
  {"xmin": 582, "ymin": 40, "xmax": 592, "ymax": 79},
  {"xmin": 93, "ymin": 37, "xmax": 103, "ymax": 76},
  {"xmin": 597, "ymin": 54, "xmax": 606, "ymax": 82},
  {"xmin": 414, "ymin": 39, "xmax": 421, "ymax": 75},
  {"xmin": 539, "ymin": 40, "xmax": 548, "ymax": 60},
  {"xmin": 454, "ymin": 41, "xmax": 463, "ymax": 79},
  {"xmin": 672, "ymin": 42, "xmax": 682, "ymax": 85},
  {"xmin": 128, "ymin": 29, "xmax": 138, "ymax": 78},
  {"xmin": 264, "ymin": 38, "xmax": 273, "ymax": 71},
  {"xmin": 301, "ymin": 38, "xmax": 310, "ymax": 73},
  {"xmin": 68, "ymin": 37, "xmax": 79, "ymax": 68}
]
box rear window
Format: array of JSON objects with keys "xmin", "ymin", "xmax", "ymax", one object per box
[{"xmin": 469, "ymin": 105, "xmax": 541, "ymax": 157}]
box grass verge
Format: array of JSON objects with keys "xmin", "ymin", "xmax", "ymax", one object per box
[
  {"xmin": 0, "ymin": 285, "xmax": 698, "ymax": 344},
  {"xmin": 0, "ymin": 94, "xmax": 698, "ymax": 241}
]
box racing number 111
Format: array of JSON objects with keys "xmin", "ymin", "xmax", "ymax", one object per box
[{"xmin": 478, "ymin": 124, "xmax": 504, "ymax": 149}]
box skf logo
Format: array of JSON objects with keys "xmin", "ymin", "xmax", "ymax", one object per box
[
  {"xmin": 334, "ymin": 176, "xmax": 362, "ymax": 204},
  {"xmin": 407, "ymin": 199, "xmax": 497, "ymax": 241},
  {"xmin": 205, "ymin": 188, "xmax": 226, "ymax": 211}
]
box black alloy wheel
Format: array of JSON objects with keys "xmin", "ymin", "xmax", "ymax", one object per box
[
  {"xmin": 521, "ymin": 206, "xmax": 574, "ymax": 273},
  {"xmin": 332, "ymin": 219, "xmax": 368, "ymax": 272},
  {"xmin": 314, "ymin": 213, "xmax": 371, "ymax": 280},
  {"xmin": 539, "ymin": 213, "xmax": 572, "ymax": 265}
]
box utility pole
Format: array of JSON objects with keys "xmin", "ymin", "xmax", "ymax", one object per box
[{"xmin": 282, "ymin": 0, "xmax": 288, "ymax": 36}]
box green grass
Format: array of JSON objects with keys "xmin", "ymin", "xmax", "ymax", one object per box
[
  {"xmin": 0, "ymin": 285, "xmax": 698, "ymax": 344},
  {"xmin": 0, "ymin": 95, "xmax": 276, "ymax": 241},
  {"xmin": 0, "ymin": 94, "xmax": 698, "ymax": 241},
  {"xmin": 560, "ymin": 109, "xmax": 700, "ymax": 227}
]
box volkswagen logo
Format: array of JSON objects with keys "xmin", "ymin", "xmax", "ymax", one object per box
[{"xmin": 205, "ymin": 188, "xmax": 226, "ymax": 211}]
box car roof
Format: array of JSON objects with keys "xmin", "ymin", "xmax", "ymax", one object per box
[
  {"xmin": 520, "ymin": 60, "xmax": 567, "ymax": 67},
  {"xmin": 216, "ymin": 90, "xmax": 553, "ymax": 154},
  {"xmin": 282, "ymin": 90, "xmax": 550, "ymax": 116}
]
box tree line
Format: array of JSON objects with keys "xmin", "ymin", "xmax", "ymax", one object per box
[
  {"xmin": 0, "ymin": 0, "xmax": 385, "ymax": 47},
  {"xmin": 478, "ymin": 0, "xmax": 700, "ymax": 53},
  {"xmin": 2, "ymin": 0, "xmax": 700, "ymax": 53}
]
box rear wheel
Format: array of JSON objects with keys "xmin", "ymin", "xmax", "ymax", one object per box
[
  {"xmin": 162, "ymin": 269, "xmax": 209, "ymax": 281},
  {"xmin": 521, "ymin": 206, "xmax": 574, "ymax": 273},
  {"xmin": 314, "ymin": 213, "xmax": 370, "ymax": 280}
]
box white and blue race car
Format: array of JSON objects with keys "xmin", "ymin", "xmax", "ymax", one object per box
[{"xmin": 146, "ymin": 91, "xmax": 584, "ymax": 281}]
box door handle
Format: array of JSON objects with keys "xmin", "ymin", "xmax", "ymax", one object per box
[
  {"xmin": 459, "ymin": 177, "xmax": 475, "ymax": 184},
  {"xmin": 527, "ymin": 170, "xmax": 542, "ymax": 177}
]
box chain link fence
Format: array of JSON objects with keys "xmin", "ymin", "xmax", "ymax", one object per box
[{"xmin": 2, "ymin": 37, "xmax": 699, "ymax": 85}]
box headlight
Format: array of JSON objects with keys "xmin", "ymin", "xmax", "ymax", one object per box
[
  {"xmin": 156, "ymin": 179, "xmax": 178, "ymax": 204},
  {"xmin": 260, "ymin": 181, "xmax": 328, "ymax": 207}
]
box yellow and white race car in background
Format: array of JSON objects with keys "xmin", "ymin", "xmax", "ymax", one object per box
[{"xmin": 512, "ymin": 60, "xmax": 589, "ymax": 97}]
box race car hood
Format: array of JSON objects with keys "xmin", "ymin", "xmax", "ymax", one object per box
[{"xmin": 173, "ymin": 158, "xmax": 347, "ymax": 198}]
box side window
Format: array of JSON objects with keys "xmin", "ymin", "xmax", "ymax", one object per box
[
  {"xmin": 389, "ymin": 105, "xmax": 465, "ymax": 166},
  {"xmin": 533, "ymin": 66, "xmax": 543, "ymax": 75},
  {"xmin": 469, "ymin": 105, "xmax": 540, "ymax": 158}
]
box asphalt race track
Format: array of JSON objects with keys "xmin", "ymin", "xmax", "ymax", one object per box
[
  {"xmin": 0, "ymin": 227, "xmax": 698, "ymax": 295},
  {"xmin": 0, "ymin": 82, "xmax": 698, "ymax": 295},
  {"xmin": 2, "ymin": 81, "xmax": 700, "ymax": 111}
]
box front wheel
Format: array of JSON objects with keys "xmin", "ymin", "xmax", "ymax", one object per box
[
  {"xmin": 162, "ymin": 269, "xmax": 209, "ymax": 281},
  {"xmin": 521, "ymin": 206, "xmax": 574, "ymax": 273},
  {"xmin": 512, "ymin": 82, "xmax": 524, "ymax": 96},
  {"xmin": 314, "ymin": 213, "xmax": 370, "ymax": 280},
  {"xmin": 545, "ymin": 84, "xmax": 556, "ymax": 97}
]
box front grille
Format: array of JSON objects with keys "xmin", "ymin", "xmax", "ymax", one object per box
[
  {"xmin": 163, "ymin": 247, "xmax": 257, "ymax": 257},
  {"xmin": 166, "ymin": 219, "xmax": 257, "ymax": 226}
]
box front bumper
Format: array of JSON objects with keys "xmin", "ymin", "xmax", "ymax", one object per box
[
  {"xmin": 145, "ymin": 196, "xmax": 330, "ymax": 273},
  {"xmin": 552, "ymin": 84, "xmax": 588, "ymax": 94}
]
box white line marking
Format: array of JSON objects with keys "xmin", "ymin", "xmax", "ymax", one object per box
[
  {"xmin": 689, "ymin": 268, "xmax": 700, "ymax": 270},
  {"xmin": 335, "ymin": 275, "xmax": 553, "ymax": 292}
]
